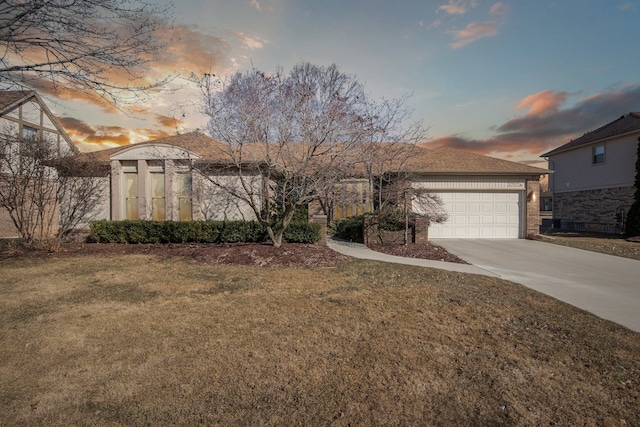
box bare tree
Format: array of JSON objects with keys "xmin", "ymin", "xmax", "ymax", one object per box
[
  {"xmin": 0, "ymin": 130, "xmax": 58, "ymax": 243},
  {"xmin": 0, "ymin": 129, "xmax": 108, "ymax": 245},
  {"xmin": 0, "ymin": 0, "xmax": 173, "ymax": 108},
  {"xmin": 55, "ymin": 155, "xmax": 109, "ymax": 240},
  {"xmin": 199, "ymin": 63, "xmax": 433, "ymax": 246},
  {"xmin": 200, "ymin": 63, "xmax": 394, "ymax": 247}
]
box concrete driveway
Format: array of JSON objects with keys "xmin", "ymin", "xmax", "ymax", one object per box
[{"xmin": 431, "ymin": 239, "xmax": 640, "ymax": 333}]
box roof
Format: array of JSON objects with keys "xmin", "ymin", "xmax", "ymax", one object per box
[
  {"xmin": 67, "ymin": 133, "xmax": 548, "ymax": 177},
  {"xmin": 0, "ymin": 90, "xmax": 36, "ymax": 116},
  {"xmin": 542, "ymin": 112, "xmax": 640, "ymax": 157},
  {"xmin": 406, "ymin": 146, "xmax": 548, "ymax": 175},
  {"xmin": 71, "ymin": 132, "xmax": 232, "ymax": 164}
]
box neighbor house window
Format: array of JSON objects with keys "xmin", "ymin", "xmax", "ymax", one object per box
[
  {"xmin": 22, "ymin": 125, "xmax": 38, "ymax": 140},
  {"xmin": 592, "ymin": 145, "xmax": 605, "ymax": 164}
]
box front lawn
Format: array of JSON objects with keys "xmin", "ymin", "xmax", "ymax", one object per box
[{"xmin": 1, "ymin": 254, "xmax": 638, "ymax": 425}]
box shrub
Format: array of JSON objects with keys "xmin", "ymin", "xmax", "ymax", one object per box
[
  {"xmin": 333, "ymin": 216, "xmax": 364, "ymax": 243},
  {"xmin": 625, "ymin": 138, "xmax": 640, "ymax": 236},
  {"xmin": 88, "ymin": 220, "xmax": 320, "ymax": 244},
  {"xmin": 283, "ymin": 222, "xmax": 321, "ymax": 243}
]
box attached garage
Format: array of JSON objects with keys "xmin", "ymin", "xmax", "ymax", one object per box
[
  {"xmin": 405, "ymin": 146, "xmax": 549, "ymax": 240},
  {"xmin": 427, "ymin": 192, "xmax": 522, "ymax": 238}
]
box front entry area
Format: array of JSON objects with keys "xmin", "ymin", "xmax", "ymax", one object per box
[{"xmin": 428, "ymin": 192, "xmax": 521, "ymax": 238}]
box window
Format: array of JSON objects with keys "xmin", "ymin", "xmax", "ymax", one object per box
[
  {"xmin": 122, "ymin": 161, "xmax": 138, "ymax": 220},
  {"xmin": 176, "ymin": 173, "xmax": 192, "ymax": 221},
  {"xmin": 22, "ymin": 125, "xmax": 38, "ymax": 140},
  {"xmin": 151, "ymin": 172, "xmax": 165, "ymax": 221},
  {"xmin": 592, "ymin": 145, "xmax": 605, "ymax": 164},
  {"xmin": 333, "ymin": 180, "xmax": 372, "ymax": 220},
  {"xmin": 124, "ymin": 173, "xmax": 139, "ymax": 220}
]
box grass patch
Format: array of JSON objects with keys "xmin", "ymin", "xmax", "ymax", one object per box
[
  {"xmin": 0, "ymin": 255, "xmax": 639, "ymax": 425},
  {"xmin": 538, "ymin": 230, "xmax": 640, "ymax": 260}
]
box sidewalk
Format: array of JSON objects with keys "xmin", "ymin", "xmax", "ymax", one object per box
[{"xmin": 327, "ymin": 237, "xmax": 498, "ymax": 277}]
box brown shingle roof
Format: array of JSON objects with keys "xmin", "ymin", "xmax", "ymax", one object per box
[
  {"xmin": 0, "ymin": 90, "xmax": 35, "ymax": 115},
  {"xmin": 542, "ymin": 112, "xmax": 640, "ymax": 157},
  {"xmin": 406, "ymin": 146, "xmax": 548, "ymax": 175},
  {"xmin": 68, "ymin": 133, "xmax": 549, "ymax": 177},
  {"xmin": 71, "ymin": 132, "xmax": 233, "ymax": 163}
]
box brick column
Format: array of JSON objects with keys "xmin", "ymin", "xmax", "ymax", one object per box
[
  {"xmin": 311, "ymin": 215, "xmax": 328, "ymax": 245},
  {"xmin": 414, "ymin": 217, "xmax": 429, "ymax": 243},
  {"xmin": 526, "ymin": 180, "xmax": 541, "ymax": 238}
]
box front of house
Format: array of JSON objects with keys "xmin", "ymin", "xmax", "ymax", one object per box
[
  {"xmin": 542, "ymin": 113, "xmax": 640, "ymax": 233},
  {"xmin": 67, "ymin": 133, "xmax": 548, "ymax": 240}
]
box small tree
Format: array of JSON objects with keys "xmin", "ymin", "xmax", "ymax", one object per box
[
  {"xmin": 201, "ymin": 63, "xmax": 424, "ymax": 247},
  {"xmin": 625, "ymin": 137, "xmax": 640, "ymax": 236},
  {"xmin": 0, "ymin": 129, "xmax": 108, "ymax": 245}
]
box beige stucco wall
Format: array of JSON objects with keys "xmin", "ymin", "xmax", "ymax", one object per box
[{"xmin": 549, "ymin": 134, "xmax": 638, "ymax": 193}]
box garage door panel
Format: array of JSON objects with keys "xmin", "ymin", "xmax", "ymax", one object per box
[{"xmin": 428, "ymin": 192, "xmax": 521, "ymax": 239}]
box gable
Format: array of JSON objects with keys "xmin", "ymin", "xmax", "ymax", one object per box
[
  {"xmin": 110, "ymin": 143, "xmax": 201, "ymax": 161},
  {"xmin": 0, "ymin": 90, "xmax": 78, "ymax": 155}
]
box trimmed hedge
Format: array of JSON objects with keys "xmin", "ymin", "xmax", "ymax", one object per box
[
  {"xmin": 88, "ymin": 220, "xmax": 320, "ymax": 244},
  {"xmin": 333, "ymin": 215, "xmax": 364, "ymax": 243}
]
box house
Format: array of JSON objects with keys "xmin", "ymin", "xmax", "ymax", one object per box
[
  {"xmin": 63, "ymin": 132, "xmax": 548, "ymax": 240},
  {"xmin": 0, "ymin": 90, "xmax": 78, "ymax": 239},
  {"xmin": 542, "ymin": 113, "xmax": 640, "ymax": 233}
]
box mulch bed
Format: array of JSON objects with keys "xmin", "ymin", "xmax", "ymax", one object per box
[
  {"xmin": 367, "ymin": 242, "xmax": 469, "ymax": 264},
  {"xmin": 1, "ymin": 240, "xmax": 467, "ymax": 267}
]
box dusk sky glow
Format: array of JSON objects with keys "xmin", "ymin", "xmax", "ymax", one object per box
[{"xmin": 38, "ymin": 0, "xmax": 640, "ymax": 166}]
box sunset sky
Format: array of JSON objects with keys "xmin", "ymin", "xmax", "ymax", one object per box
[{"xmin": 34, "ymin": 0, "xmax": 640, "ymax": 166}]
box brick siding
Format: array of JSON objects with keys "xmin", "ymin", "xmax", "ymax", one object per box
[{"xmin": 554, "ymin": 186, "xmax": 635, "ymax": 233}]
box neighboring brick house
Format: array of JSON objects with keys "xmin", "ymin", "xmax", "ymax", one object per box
[
  {"xmin": 542, "ymin": 113, "xmax": 640, "ymax": 233},
  {"xmin": 64, "ymin": 133, "xmax": 548, "ymax": 240},
  {"xmin": 0, "ymin": 90, "xmax": 78, "ymax": 238}
]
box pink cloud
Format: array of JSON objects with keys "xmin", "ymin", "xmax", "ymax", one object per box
[
  {"xmin": 438, "ymin": 0, "xmax": 476, "ymax": 15},
  {"xmin": 449, "ymin": 22, "xmax": 499, "ymax": 48},
  {"xmin": 516, "ymin": 90, "xmax": 572, "ymax": 115},
  {"xmin": 422, "ymin": 84, "xmax": 640, "ymax": 160},
  {"xmin": 489, "ymin": 2, "xmax": 509, "ymax": 15}
]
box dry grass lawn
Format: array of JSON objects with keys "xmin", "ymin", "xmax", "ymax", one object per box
[
  {"xmin": 1, "ymin": 254, "xmax": 639, "ymax": 426},
  {"xmin": 538, "ymin": 231, "xmax": 640, "ymax": 261}
]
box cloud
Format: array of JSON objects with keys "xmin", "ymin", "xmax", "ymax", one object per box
[
  {"xmin": 449, "ymin": 22, "xmax": 499, "ymax": 48},
  {"xmin": 516, "ymin": 90, "xmax": 572, "ymax": 115},
  {"xmin": 438, "ymin": 0, "xmax": 476, "ymax": 15},
  {"xmin": 489, "ymin": 2, "xmax": 509, "ymax": 15},
  {"xmin": 618, "ymin": 3, "xmax": 635, "ymax": 11},
  {"xmin": 60, "ymin": 117, "xmax": 132, "ymax": 146},
  {"xmin": 155, "ymin": 25, "xmax": 232, "ymax": 75},
  {"xmin": 423, "ymin": 84, "xmax": 640, "ymax": 159},
  {"xmin": 237, "ymin": 32, "xmax": 266, "ymax": 50},
  {"xmin": 156, "ymin": 114, "xmax": 183, "ymax": 129},
  {"xmin": 250, "ymin": 0, "xmax": 261, "ymax": 10}
]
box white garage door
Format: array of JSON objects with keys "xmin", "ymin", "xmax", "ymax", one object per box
[{"xmin": 428, "ymin": 192, "xmax": 521, "ymax": 238}]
